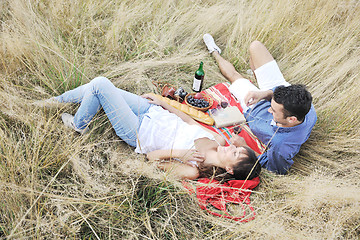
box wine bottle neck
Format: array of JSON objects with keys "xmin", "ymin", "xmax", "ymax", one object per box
[
  {"xmin": 198, "ymin": 62, "xmax": 203, "ymax": 71},
  {"xmin": 196, "ymin": 62, "xmax": 204, "ymax": 76}
]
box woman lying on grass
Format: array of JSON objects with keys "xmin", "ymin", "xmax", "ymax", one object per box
[{"xmin": 47, "ymin": 76, "xmax": 261, "ymax": 181}]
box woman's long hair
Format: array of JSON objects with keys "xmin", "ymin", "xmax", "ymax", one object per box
[{"xmin": 197, "ymin": 146, "xmax": 261, "ymax": 182}]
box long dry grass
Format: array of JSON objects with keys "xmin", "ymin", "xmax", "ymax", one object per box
[{"xmin": 1, "ymin": 0, "xmax": 360, "ymax": 239}]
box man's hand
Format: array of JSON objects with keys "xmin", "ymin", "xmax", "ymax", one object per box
[
  {"xmin": 230, "ymin": 133, "xmax": 247, "ymax": 147},
  {"xmin": 244, "ymin": 89, "xmax": 273, "ymax": 106}
]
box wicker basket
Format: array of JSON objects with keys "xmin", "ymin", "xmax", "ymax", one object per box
[{"xmin": 185, "ymin": 93, "xmax": 213, "ymax": 112}]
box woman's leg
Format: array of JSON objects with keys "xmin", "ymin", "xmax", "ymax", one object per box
[
  {"xmin": 62, "ymin": 77, "xmax": 151, "ymax": 147},
  {"xmin": 55, "ymin": 82, "xmax": 91, "ymax": 104}
]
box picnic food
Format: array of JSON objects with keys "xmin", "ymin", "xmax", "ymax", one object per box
[
  {"xmin": 185, "ymin": 93, "xmax": 213, "ymax": 112},
  {"xmin": 149, "ymin": 93, "xmax": 214, "ymax": 125},
  {"xmin": 186, "ymin": 95, "xmax": 210, "ymax": 108},
  {"xmin": 194, "ymin": 93, "xmax": 203, "ymax": 99}
]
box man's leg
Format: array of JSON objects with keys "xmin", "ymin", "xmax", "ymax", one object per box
[
  {"xmin": 249, "ymin": 40, "xmax": 274, "ymax": 71},
  {"xmin": 249, "ymin": 41, "xmax": 289, "ymax": 90},
  {"xmin": 212, "ymin": 51, "xmax": 245, "ymax": 84},
  {"xmin": 212, "ymin": 51, "xmax": 261, "ymax": 112},
  {"xmin": 203, "ymin": 34, "xmax": 259, "ymax": 112},
  {"xmin": 203, "ymin": 34, "xmax": 245, "ymax": 83}
]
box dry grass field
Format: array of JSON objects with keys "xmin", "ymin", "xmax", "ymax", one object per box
[{"xmin": 1, "ymin": 0, "xmax": 360, "ymax": 239}]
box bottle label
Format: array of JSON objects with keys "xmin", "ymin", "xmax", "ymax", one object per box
[{"xmin": 192, "ymin": 77, "xmax": 202, "ymax": 92}]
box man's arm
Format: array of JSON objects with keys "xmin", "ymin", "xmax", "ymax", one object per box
[
  {"xmin": 244, "ymin": 89, "xmax": 273, "ymax": 106},
  {"xmin": 257, "ymin": 142, "xmax": 299, "ymax": 174},
  {"xmin": 258, "ymin": 151, "xmax": 292, "ymax": 175},
  {"xmin": 231, "ymin": 131, "xmax": 296, "ymax": 174}
]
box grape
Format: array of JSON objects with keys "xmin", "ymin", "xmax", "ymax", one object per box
[{"xmin": 187, "ymin": 95, "xmax": 210, "ymax": 109}]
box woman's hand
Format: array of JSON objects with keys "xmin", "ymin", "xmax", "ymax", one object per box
[
  {"xmin": 147, "ymin": 149, "xmax": 202, "ymax": 180},
  {"xmin": 141, "ymin": 93, "xmax": 164, "ymax": 106},
  {"xmin": 146, "ymin": 149, "xmax": 204, "ymax": 167},
  {"xmin": 181, "ymin": 149, "xmax": 205, "ymax": 167}
]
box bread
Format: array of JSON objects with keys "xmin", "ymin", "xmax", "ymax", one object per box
[{"xmin": 150, "ymin": 93, "xmax": 214, "ymax": 125}]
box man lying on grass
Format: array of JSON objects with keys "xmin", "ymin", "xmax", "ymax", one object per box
[{"xmin": 203, "ymin": 34, "xmax": 317, "ymax": 174}]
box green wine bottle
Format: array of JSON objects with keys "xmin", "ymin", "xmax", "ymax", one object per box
[{"xmin": 192, "ymin": 61, "xmax": 204, "ymax": 92}]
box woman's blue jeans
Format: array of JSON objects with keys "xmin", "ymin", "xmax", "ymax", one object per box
[{"xmin": 55, "ymin": 77, "xmax": 151, "ymax": 147}]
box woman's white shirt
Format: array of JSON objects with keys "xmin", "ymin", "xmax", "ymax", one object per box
[{"xmin": 135, "ymin": 105, "xmax": 215, "ymax": 154}]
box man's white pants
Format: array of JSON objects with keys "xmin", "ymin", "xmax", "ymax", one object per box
[{"xmin": 229, "ymin": 60, "xmax": 290, "ymax": 112}]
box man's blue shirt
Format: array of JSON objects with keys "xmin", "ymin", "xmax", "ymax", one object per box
[{"xmin": 244, "ymin": 100, "xmax": 317, "ymax": 174}]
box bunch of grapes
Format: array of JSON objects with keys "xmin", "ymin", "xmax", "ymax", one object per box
[{"xmin": 187, "ymin": 95, "xmax": 210, "ymax": 109}]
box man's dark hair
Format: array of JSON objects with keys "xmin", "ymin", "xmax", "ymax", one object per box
[{"xmin": 273, "ymin": 84, "xmax": 312, "ymax": 122}]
